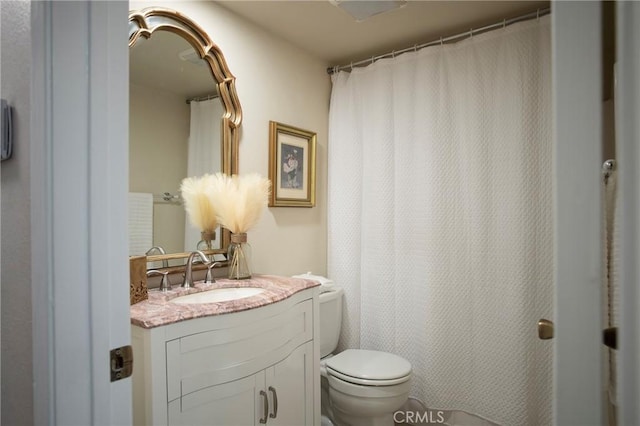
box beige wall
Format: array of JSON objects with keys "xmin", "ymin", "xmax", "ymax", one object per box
[
  {"xmin": 1, "ymin": 1, "xmax": 34, "ymax": 423},
  {"xmin": 130, "ymin": 1, "xmax": 331, "ymax": 276}
]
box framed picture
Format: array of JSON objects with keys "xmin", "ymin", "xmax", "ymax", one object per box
[{"xmin": 268, "ymin": 121, "xmax": 316, "ymax": 207}]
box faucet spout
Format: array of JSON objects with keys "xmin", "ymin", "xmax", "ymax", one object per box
[
  {"xmin": 146, "ymin": 246, "xmax": 169, "ymax": 268},
  {"xmin": 145, "ymin": 246, "xmax": 166, "ymax": 256},
  {"xmin": 182, "ymin": 250, "xmax": 211, "ymax": 289}
]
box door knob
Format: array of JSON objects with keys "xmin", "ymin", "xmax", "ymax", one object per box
[{"xmin": 538, "ymin": 319, "xmax": 554, "ymax": 340}]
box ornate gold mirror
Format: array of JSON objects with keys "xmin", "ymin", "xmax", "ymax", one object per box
[{"xmin": 128, "ymin": 7, "xmax": 242, "ymax": 269}]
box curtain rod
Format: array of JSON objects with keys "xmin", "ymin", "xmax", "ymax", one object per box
[
  {"xmin": 153, "ymin": 192, "xmax": 182, "ymax": 204},
  {"xmin": 327, "ymin": 7, "xmax": 550, "ymax": 75},
  {"xmin": 186, "ymin": 93, "xmax": 219, "ymax": 104}
]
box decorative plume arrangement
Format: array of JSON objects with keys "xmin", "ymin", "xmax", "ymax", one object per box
[
  {"xmin": 209, "ymin": 173, "xmax": 271, "ymax": 234},
  {"xmin": 180, "ymin": 174, "xmax": 218, "ymax": 233},
  {"xmin": 180, "ymin": 172, "xmax": 270, "ymax": 279}
]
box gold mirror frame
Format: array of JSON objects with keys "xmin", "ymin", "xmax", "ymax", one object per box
[{"xmin": 129, "ymin": 7, "xmax": 242, "ymax": 268}]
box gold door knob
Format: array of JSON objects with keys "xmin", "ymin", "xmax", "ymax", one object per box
[{"xmin": 538, "ymin": 319, "xmax": 554, "ymax": 340}]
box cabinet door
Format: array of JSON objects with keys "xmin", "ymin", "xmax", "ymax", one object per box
[
  {"xmin": 168, "ymin": 372, "xmax": 263, "ymax": 426},
  {"xmin": 266, "ymin": 342, "xmax": 314, "ymax": 426}
]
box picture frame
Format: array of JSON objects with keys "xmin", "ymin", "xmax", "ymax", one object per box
[{"xmin": 268, "ymin": 121, "xmax": 317, "ymax": 207}]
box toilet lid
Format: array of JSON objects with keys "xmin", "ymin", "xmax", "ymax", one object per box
[{"xmin": 324, "ymin": 349, "xmax": 412, "ymax": 383}]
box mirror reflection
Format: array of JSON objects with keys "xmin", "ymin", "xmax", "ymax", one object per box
[{"xmin": 129, "ymin": 31, "xmax": 224, "ymax": 265}]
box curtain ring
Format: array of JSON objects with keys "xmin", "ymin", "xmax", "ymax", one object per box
[
  {"xmin": 392, "ymin": 50, "xmax": 396, "ymax": 58},
  {"xmin": 350, "ymin": 62, "xmax": 353, "ymax": 71},
  {"xmin": 414, "ymin": 44, "xmax": 418, "ymax": 53},
  {"xmin": 440, "ymin": 36, "xmax": 444, "ymax": 46},
  {"xmin": 503, "ymin": 19, "xmax": 506, "ymax": 29},
  {"xmin": 370, "ymin": 55, "xmax": 375, "ymax": 65},
  {"xmin": 536, "ymin": 9, "xmax": 540, "ymax": 20}
]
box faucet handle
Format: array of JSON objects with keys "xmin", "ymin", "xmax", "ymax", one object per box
[
  {"xmin": 147, "ymin": 269, "xmax": 171, "ymax": 292},
  {"xmin": 205, "ymin": 262, "xmax": 221, "ymax": 284}
]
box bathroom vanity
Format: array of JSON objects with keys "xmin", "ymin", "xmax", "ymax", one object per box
[{"xmin": 130, "ymin": 275, "xmax": 321, "ymax": 426}]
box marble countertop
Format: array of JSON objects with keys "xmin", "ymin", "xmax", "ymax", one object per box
[{"xmin": 130, "ymin": 274, "xmax": 320, "ymax": 329}]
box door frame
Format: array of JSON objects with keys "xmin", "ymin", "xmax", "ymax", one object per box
[
  {"xmin": 30, "ymin": 1, "xmax": 131, "ymax": 424},
  {"xmin": 553, "ymin": 2, "xmax": 640, "ymax": 423},
  {"xmin": 616, "ymin": 2, "xmax": 640, "ymax": 424}
]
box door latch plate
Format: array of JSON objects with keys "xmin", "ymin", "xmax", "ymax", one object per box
[{"xmin": 110, "ymin": 345, "xmax": 133, "ymax": 382}]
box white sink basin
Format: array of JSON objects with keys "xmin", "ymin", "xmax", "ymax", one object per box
[{"xmin": 171, "ymin": 287, "xmax": 265, "ymax": 305}]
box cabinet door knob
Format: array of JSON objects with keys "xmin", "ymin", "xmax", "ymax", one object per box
[
  {"xmin": 268, "ymin": 386, "xmax": 278, "ymax": 419},
  {"xmin": 259, "ymin": 390, "xmax": 268, "ymax": 424}
]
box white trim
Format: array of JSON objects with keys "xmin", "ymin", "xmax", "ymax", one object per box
[
  {"xmin": 552, "ymin": 2, "xmax": 602, "ymax": 424},
  {"xmin": 616, "ymin": 2, "xmax": 640, "ymax": 424},
  {"xmin": 31, "ymin": 2, "xmax": 54, "ymax": 423}
]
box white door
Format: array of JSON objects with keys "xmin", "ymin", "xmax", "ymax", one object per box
[
  {"xmin": 553, "ymin": 2, "xmax": 640, "ymax": 425},
  {"xmin": 31, "ymin": 1, "xmax": 132, "ymax": 424},
  {"xmin": 552, "ymin": 2, "xmax": 603, "ymax": 424}
]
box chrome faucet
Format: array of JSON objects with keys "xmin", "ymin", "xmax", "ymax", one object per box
[
  {"xmin": 146, "ymin": 246, "xmax": 168, "ymax": 268},
  {"xmin": 182, "ymin": 250, "xmax": 211, "ymax": 289},
  {"xmin": 146, "ymin": 246, "xmax": 165, "ymax": 255}
]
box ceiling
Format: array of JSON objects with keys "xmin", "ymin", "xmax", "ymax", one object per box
[
  {"xmin": 130, "ymin": 31, "xmax": 217, "ymax": 99},
  {"xmin": 215, "ymin": 0, "xmax": 550, "ymax": 67},
  {"xmin": 129, "ymin": 0, "xmax": 550, "ymax": 99}
]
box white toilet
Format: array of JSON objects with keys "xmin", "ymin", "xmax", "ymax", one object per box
[{"xmin": 296, "ymin": 273, "xmax": 412, "ymax": 426}]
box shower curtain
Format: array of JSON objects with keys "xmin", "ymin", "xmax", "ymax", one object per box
[
  {"xmin": 327, "ymin": 16, "xmax": 552, "ymax": 426},
  {"xmin": 184, "ymin": 98, "xmax": 223, "ymax": 251}
]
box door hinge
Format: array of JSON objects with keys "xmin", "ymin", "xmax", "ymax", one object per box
[{"xmin": 110, "ymin": 345, "xmax": 133, "ymax": 382}]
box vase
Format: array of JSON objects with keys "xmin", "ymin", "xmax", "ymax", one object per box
[
  {"xmin": 197, "ymin": 230, "xmax": 216, "ymax": 253},
  {"xmin": 228, "ymin": 232, "xmax": 252, "ymax": 280}
]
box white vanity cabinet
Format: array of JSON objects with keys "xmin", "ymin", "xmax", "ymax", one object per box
[{"xmin": 132, "ymin": 287, "xmax": 320, "ymax": 426}]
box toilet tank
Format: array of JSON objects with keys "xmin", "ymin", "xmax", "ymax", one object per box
[{"xmin": 319, "ymin": 287, "xmax": 344, "ymax": 358}]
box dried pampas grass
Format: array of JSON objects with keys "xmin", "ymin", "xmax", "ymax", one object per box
[
  {"xmin": 180, "ymin": 174, "xmax": 218, "ymax": 232},
  {"xmin": 209, "ymin": 173, "xmax": 271, "ymax": 233}
]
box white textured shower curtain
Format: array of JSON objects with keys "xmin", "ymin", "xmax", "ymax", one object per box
[
  {"xmin": 328, "ymin": 16, "xmax": 552, "ymax": 426},
  {"xmin": 184, "ymin": 98, "xmax": 223, "ymax": 251}
]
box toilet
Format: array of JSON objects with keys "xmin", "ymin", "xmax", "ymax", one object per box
[{"xmin": 295, "ymin": 273, "xmax": 412, "ymax": 426}]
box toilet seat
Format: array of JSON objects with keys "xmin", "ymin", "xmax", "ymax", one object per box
[
  {"xmin": 324, "ymin": 349, "xmax": 412, "ymax": 386},
  {"xmin": 327, "ymin": 367, "xmax": 410, "ymax": 386}
]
